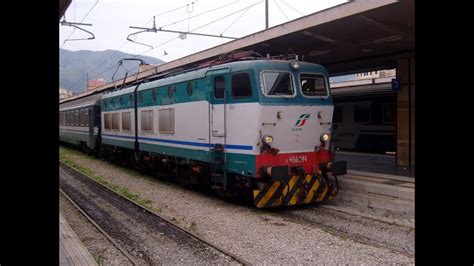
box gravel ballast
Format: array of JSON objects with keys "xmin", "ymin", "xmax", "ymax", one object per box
[{"xmin": 60, "ymin": 146, "xmax": 414, "ymax": 264}]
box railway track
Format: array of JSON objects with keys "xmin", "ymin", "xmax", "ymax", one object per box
[
  {"xmin": 60, "ymin": 188, "xmax": 139, "ymax": 265},
  {"xmin": 59, "ymin": 161, "xmax": 249, "ymax": 265},
  {"xmin": 269, "ymin": 203, "xmax": 414, "ymax": 257}
]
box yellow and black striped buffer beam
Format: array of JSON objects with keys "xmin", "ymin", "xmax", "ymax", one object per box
[{"xmin": 253, "ymin": 174, "xmax": 335, "ymax": 208}]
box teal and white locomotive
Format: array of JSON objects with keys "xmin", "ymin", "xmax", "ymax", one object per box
[{"xmin": 60, "ymin": 55, "xmax": 346, "ymax": 208}]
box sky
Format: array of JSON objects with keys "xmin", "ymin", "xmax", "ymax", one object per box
[{"xmin": 59, "ymin": 0, "xmax": 348, "ymax": 63}]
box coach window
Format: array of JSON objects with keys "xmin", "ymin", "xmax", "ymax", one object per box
[
  {"xmin": 79, "ymin": 109, "xmax": 85, "ymax": 126},
  {"xmin": 74, "ymin": 110, "xmax": 79, "ymax": 126},
  {"xmin": 300, "ymin": 73, "xmax": 328, "ymax": 97},
  {"xmin": 159, "ymin": 108, "xmax": 174, "ymax": 134},
  {"xmin": 84, "ymin": 109, "xmax": 89, "ymax": 127},
  {"xmin": 383, "ymin": 103, "xmax": 395, "ymax": 124},
  {"xmin": 232, "ymin": 73, "xmax": 252, "ymax": 98},
  {"xmin": 354, "ymin": 103, "xmax": 371, "ymax": 123},
  {"xmin": 122, "ymin": 112, "xmax": 131, "ymax": 132},
  {"xmin": 141, "ymin": 110, "xmax": 154, "ymax": 133},
  {"xmin": 333, "ymin": 105, "xmax": 343, "ymax": 123},
  {"xmin": 261, "ymin": 71, "xmax": 295, "ymax": 97},
  {"xmin": 214, "ymin": 76, "xmax": 225, "ymax": 99}
]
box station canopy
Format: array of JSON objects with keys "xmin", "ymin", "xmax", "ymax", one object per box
[{"xmin": 62, "ymin": 0, "xmax": 414, "ymax": 102}]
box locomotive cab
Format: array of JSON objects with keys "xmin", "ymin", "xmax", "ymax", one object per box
[{"xmin": 244, "ymin": 60, "xmax": 347, "ymax": 207}]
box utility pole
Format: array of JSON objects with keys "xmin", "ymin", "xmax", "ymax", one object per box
[{"xmin": 265, "ymin": 0, "xmax": 269, "ymax": 29}]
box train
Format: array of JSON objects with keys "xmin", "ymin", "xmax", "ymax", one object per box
[
  {"xmin": 330, "ymin": 83, "xmax": 396, "ymax": 154},
  {"xmin": 60, "ymin": 54, "xmax": 347, "ymax": 208}
]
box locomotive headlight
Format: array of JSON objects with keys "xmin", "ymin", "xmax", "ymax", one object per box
[
  {"xmin": 289, "ymin": 60, "xmax": 300, "ymax": 70},
  {"xmin": 262, "ymin": 135, "xmax": 273, "ymax": 146},
  {"xmin": 320, "ymin": 133, "xmax": 330, "ymax": 143}
]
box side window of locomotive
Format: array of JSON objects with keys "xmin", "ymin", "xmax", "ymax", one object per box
[
  {"xmin": 104, "ymin": 113, "xmax": 111, "ymax": 130},
  {"xmin": 186, "ymin": 81, "xmax": 193, "ymax": 96},
  {"xmin": 333, "ymin": 105, "xmax": 343, "ymax": 123},
  {"xmin": 262, "ymin": 71, "xmax": 294, "ymax": 96},
  {"xmin": 141, "ymin": 110, "xmax": 154, "ymax": 133},
  {"xmin": 300, "ymin": 73, "xmax": 328, "ymax": 97},
  {"xmin": 122, "ymin": 112, "xmax": 131, "ymax": 132},
  {"xmin": 214, "ymin": 75, "xmax": 225, "ymax": 99},
  {"xmin": 231, "ymin": 73, "xmax": 252, "ymax": 98},
  {"xmin": 354, "ymin": 103, "xmax": 371, "ymax": 123},
  {"xmin": 112, "ymin": 113, "xmax": 120, "ymax": 131},
  {"xmin": 159, "ymin": 108, "xmax": 174, "ymax": 134}
]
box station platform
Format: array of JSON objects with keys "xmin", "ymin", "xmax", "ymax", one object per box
[
  {"xmin": 60, "ymin": 212, "xmax": 97, "ymax": 265},
  {"xmin": 330, "ymin": 151, "xmax": 414, "ymax": 215},
  {"xmin": 335, "ymin": 151, "xmax": 415, "ymax": 178},
  {"xmin": 334, "ymin": 170, "xmax": 414, "ymax": 215}
]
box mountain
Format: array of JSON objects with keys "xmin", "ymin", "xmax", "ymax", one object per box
[{"xmin": 60, "ymin": 49, "xmax": 165, "ymax": 93}]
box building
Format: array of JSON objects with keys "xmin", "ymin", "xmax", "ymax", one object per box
[
  {"xmin": 59, "ymin": 87, "xmax": 74, "ymax": 100},
  {"xmin": 355, "ymin": 69, "xmax": 396, "ymax": 80},
  {"xmin": 87, "ymin": 79, "xmax": 106, "ymax": 91}
]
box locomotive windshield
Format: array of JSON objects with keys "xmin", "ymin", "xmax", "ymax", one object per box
[
  {"xmin": 300, "ymin": 73, "xmax": 328, "ymax": 97},
  {"xmin": 262, "ymin": 71, "xmax": 295, "ymax": 97}
]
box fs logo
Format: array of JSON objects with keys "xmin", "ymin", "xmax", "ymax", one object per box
[{"xmin": 295, "ymin": 114, "xmax": 311, "ymax": 127}]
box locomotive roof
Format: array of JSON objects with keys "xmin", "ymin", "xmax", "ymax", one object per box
[{"xmin": 102, "ymin": 60, "xmax": 327, "ymax": 99}]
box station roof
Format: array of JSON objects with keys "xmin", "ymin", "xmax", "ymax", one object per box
[
  {"xmin": 59, "ymin": 0, "xmax": 72, "ymax": 20},
  {"xmin": 61, "ymin": 0, "xmax": 414, "ymax": 103}
]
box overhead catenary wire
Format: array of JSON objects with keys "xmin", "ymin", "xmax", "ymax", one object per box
[
  {"xmin": 220, "ymin": 3, "xmax": 253, "ymax": 35},
  {"xmin": 190, "ymin": 1, "xmax": 263, "ymax": 33},
  {"xmin": 89, "ymin": 1, "xmax": 237, "ymax": 83},
  {"xmin": 142, "ymin": 2, "xmax": 195, "ymax": 29},
  {"xmin": 281, "ymin": 0, "xmax": 304, "ymax": 16},
  {"xmin": 95, "ymin": 1, "xmax": 195, "ymax": 78},
  {"xmin": 136, "ymin": 1, "xmax": 264, "ymax": 57},
  {"xmin": 67, "ymin": 2, "xmax": 193, "ymax": 91},
  {"xmin": 273, "ymin": 0, "xmax": 290, "ymax": 21},
  {"xmin": 159, "ymin": 0, "xmax": 240, "ymax": 29},
  {"xmin": 61, "ymin": 0, "xmax": 99, "ymax": 47},
  {"xmin": 65, "ymin": 0, "xmax": 263, "ymax": 91}
]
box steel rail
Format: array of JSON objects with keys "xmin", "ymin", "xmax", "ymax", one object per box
[{"xmin": 59, "ymin": 161, "xmax": 250, "ymax": 265}]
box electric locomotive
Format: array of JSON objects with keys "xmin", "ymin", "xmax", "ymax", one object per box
[{"xmin": 60, "ymin": 55, "xmax": 346, "ymax": 208}]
